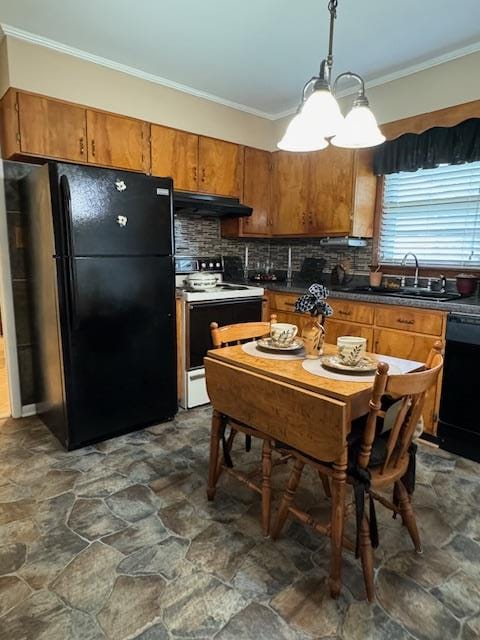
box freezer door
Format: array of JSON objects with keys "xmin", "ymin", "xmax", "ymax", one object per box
[
  {"xmin": 64, "ymin": 255, "xmax": 176, "ymax": 447},
  {"xmin": 53, "ymin": 163, "xmax": 173, "ymax": 256}
]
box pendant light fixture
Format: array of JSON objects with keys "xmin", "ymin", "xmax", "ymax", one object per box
[{"xmin": 278, "ymin": 0, "xmax": 385, "ymax": 152}]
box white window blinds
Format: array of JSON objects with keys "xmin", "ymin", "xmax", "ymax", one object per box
[{"xmin": 379, "ymin": 161, "xmax": 480, "ymax": 266}]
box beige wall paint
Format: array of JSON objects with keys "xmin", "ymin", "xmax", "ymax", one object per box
[
  {"xmin": 4, "ymin": 36, "xmax": 276, "ymax": 150},
  {"xmin": 274, "ymin": 49, "xmax": 480, "ymax": 142},
  {"xmin": 0, "ymin": 37, "xmax": 10, "ymax": 99}
]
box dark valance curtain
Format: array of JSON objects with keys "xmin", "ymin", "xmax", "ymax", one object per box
[{"xmin": 374, "ymin": 118, "xmax": 480, "ymax": 175}]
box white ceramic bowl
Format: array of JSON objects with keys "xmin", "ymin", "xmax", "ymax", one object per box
[{"xmin": 186, "ymin": 273, "xmax": 219, "ymax": 291}]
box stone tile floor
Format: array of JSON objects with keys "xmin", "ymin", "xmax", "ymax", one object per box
[{"xmin": 0, "ymin": 406, "xmax": 479, "ymax": 640}]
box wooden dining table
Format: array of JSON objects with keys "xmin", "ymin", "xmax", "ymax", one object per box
[{"xmin": 204, "ymin": 341, "xmax": 423, "ymax": 598}]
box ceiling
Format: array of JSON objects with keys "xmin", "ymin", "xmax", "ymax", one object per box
[{"xmin": 1, "ymin": 0, "xmax": 480, "ymax": 118}]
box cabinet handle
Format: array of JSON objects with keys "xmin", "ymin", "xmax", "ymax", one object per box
[
  {"xmin": 193, "ymin": 166, "xmax": 198, "ymax": 183},
  {"xmin": 397, "ymin": 318, "xmax": 414, "ymax": 325},
  {"xmin": 338, "ymin": 310, "xmax": 352, "ymax": 316},
  {"xmin": 285, "ymin": 302, "xmax": 295, "ymax": 307},
  {"xmin": 201, "ymin": 167, "xmax": 206, "ymax": 183},
  {"xmin": 91, "ymin": 140, "xmax": 96, "ymax": 157},
  {"xmin": 79, "ymin": 138, "xmax": 85, "ymax": 155}
]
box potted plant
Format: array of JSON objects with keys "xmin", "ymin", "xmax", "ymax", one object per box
[{"xmin": 294, "ymin": 284, "xmax": 333, "ymax": 359}]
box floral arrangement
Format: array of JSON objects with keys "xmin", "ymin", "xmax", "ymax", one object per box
[{"xmin": 294, "ymin": 283, "xmax": 333, "ymax": 318}]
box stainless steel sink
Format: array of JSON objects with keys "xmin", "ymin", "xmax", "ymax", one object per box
[{"xmin": 346, "ymin": 286, "xmax": 462, "ymax": 302}]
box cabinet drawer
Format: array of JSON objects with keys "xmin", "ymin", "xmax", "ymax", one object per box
[
  {"xmin": 324, "ymin": 319, "xmax": 374, "ymax": 351},
  {"xmin": 375, "ymin": 305, "xmax": 444, "ymax": 336},
  {"xmin": 329, "ymin": 299, "xmax": 374, "ymax": 324},
  {"xmin": 269, "ymin": 293, "xmax": 299, "ymax": 312}
]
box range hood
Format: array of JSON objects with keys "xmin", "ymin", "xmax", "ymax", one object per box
[
  {"xmin": 318, "ymin": 237, "xmax": 367, "ymax": 247},
  {"xmin": 174, "ymin": 191, "xmax": 252, "ymax": 218}
]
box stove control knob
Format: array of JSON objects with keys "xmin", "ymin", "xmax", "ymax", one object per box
[
  {"xmin": 209, "ymin": 262, "xmax": 214, "ymax": 268},
  {"xmin": 215, "ymin": 262, "xmax": 221, "ymax": 268},
  {"xmin": 200, "ymin": 262, "xmax": 206, "ymax": 269}
]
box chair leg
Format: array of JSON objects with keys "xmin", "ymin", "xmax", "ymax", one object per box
[
  {"xmin": 271, "ymin": 458, "xmax": 305, "ymax": 540},
  {"xmin": 207, "ymin": 410, "xmax": 222, "ymax": 501},
  {"xmin": 261, "ymin": 439, "xmax": 272, "ymax": 537},
  {"xmin": 319, "ymin": 471, "xmax": 332, "ymax": 498},
  {"xmin": 359, "ymin": 514, "xmax": 375, "ymax": 602},
  {"xmin": 329, "ymin": 458, "xmax": 347, "ymax": 599},
  {"xmin": 215, "ymin": 428, "xmax": 237, "ymax": 483},
  {"xmin": 396, "ymin": 480, "xmax": 422, "ymax": 553}
]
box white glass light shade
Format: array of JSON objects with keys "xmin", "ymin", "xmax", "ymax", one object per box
[
  {"xmin": 277, "ymin": 111, "xmax": 328, "ymax": 152},
  {"xmin": 331, "ymin": 104, "xmax": 385, "ymax": 149},
  {"xmin": 300, "ymin": 88, "xmax": 344, "ymax": 138}
]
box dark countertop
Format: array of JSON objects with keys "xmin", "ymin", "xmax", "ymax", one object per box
[{"xmin": 264, "ymin": 282, "xmax": 480, "ymax": 316}]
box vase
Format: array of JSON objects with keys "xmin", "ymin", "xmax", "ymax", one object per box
[{"xmin": 301, "ymin": 316, "xmax": 325, "ymax": 359}]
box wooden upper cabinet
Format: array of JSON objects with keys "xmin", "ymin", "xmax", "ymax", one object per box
[
  {"xmin": 308, "ymin": 147, "xmax": 355, "ymax": 235},
  {"xmin": 271, "ymin": 146, "xmax": 376, "ymax": 237},
  {"xmin": 198, "ymin": 137, "xmax": 244, "ymax": 197},
  {"xmin": 151, "ymin": 124, "xmax": 198, "ymax": 191},
  {"xmin": 272, "ymin": 151, "xmax": 310, "ymax": 235},
  {"xmin": 0, "ymin": 89, "xmax": 20, "ymax": 158},
  {"xmin": 222, "ymin": 147, "xmax": 272, "ymax": 237},
  {"xmin": 17, "ymin": 92, "xmax": 87, "ymax": 162},
  {"xmin": 86, "ymin": 110, "xmax": 149, "ymax": 172}
]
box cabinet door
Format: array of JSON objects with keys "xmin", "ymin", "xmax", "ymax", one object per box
[
  {"xmin": 273, "ymin": 310, "xmax": 311, "ymax": 333},
  {"xmin": 151, "ymin": 124, "xmax": 198, "ymax": 191},
  {"xmin": 373, "ymin": 328, "xmax": 439, "ymax": 434},
  {"xmin": 241, "ymin": 147, "xmax": 271, "ymax": 235},
  {"xmin": 87, "ymin": 110, "xmax": 149, "ymax": 172},
  {"xmin": 198, "ymin": 137, "xmax": 244, "ymax": 197},
  {"xmin": 272, "ymin": 151, "xmax": 310, "ymax": 235},
  {"xmin": 324, "ymin": 319, "xmax": 374, "ymax": 351},
  {"xmin": 308, "ymin": 147, "xmax": 354, "ymax": 235},
  {"xmin": 18, "ymin": 92, "xmax": 87, "ymax": 162}
]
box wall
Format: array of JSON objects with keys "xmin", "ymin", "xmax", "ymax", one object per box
[
  {"xmin": 0, "ymin": 36, "xmax": 9, "ymax": 98},
  {"xmin": 274, "ymin": 49, "xmax": 480, "ymax": 142},
  {"xmin": 3, "ymin": 35, "xmax": 276, "ymax": 151}
]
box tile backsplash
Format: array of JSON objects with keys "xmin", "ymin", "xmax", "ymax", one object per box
[{"xmin": 175, "ymin": 213, "xmax": 374, "ymax": 273}]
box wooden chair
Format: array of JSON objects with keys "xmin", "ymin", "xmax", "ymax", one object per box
[
  {"xmin": 271, "ymin": 341, "xmax": 444, "ymax": 601},
  {"xmin": 207, "ymin": 314, "xmax": 283, "ymax": 536}
]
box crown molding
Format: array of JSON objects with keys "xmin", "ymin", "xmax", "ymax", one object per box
[
  {"xmin": 3, "ymin": 23, "xmax": 480, "ymax": 122},
  {"xmin": 270, "ymin": 39, "xmax": 480, "ymax": 120},
  {"xmin": 0, "ymin": 23, "xmax": 278, "ymax": 121}
]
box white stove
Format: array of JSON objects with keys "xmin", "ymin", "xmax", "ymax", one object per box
[
  {"xmin": 175, "ymin": 256, "xmax": 265, "ymax": 408},
  {"xmin": 175, "ymin": 256, "xmax": 264, "ymax": 301}
]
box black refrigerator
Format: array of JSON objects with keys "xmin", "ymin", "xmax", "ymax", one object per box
[{"xmin": 23, "ymin": 162, "xmax": 177, "ymax": 450}]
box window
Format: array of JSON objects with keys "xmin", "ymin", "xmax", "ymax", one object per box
[{"xmin": 379, "ymin": 161, "xmax": 480, "ymax": 266}]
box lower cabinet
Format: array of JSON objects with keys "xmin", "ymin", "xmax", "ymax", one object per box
[
  {"xmin": 272, "ymin": 310, "xmax": 311, "ymax": 333},
  {"xmin": 268, "ymin": 291, "xmax": 446, "ymax": 436},
  {"xmin": 324, "ymin": 319, "xmax": 374, "ymax": 352}
]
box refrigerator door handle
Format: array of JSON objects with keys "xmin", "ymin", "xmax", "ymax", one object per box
[{"xmin": 59, "ymin": 175, "xmax": 78, "ymax": 330}]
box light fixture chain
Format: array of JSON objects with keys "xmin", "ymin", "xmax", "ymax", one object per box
[{"xmin": 326, "ymin": 0, "xmax": 338, "ymax": 70}]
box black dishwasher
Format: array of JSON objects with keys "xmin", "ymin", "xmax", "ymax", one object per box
[{"xmin": 438, "ymin": 313, "xmax": 480, "ymax": 462}]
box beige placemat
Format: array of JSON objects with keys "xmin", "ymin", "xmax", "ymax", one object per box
[
  {"xmin": 242, "ymin": 340, "xmax": 305, "ymax": 361},
  {"xmin": 302, "ymin": 354, "xmax": 422, "ymax": 383}
]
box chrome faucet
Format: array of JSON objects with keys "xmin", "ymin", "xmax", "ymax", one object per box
[{"xmin": 400, "ymin": 252, "xmax": 420, "ymax": 288}]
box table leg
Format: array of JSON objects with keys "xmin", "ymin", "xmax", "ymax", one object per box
[
  {"xmin": 329, "ymin": 454, "xmax": 347, "ymax": 599},
  {"xmin": 207, "ymin": 409, "xmax": 222, "ymax": 501}
]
